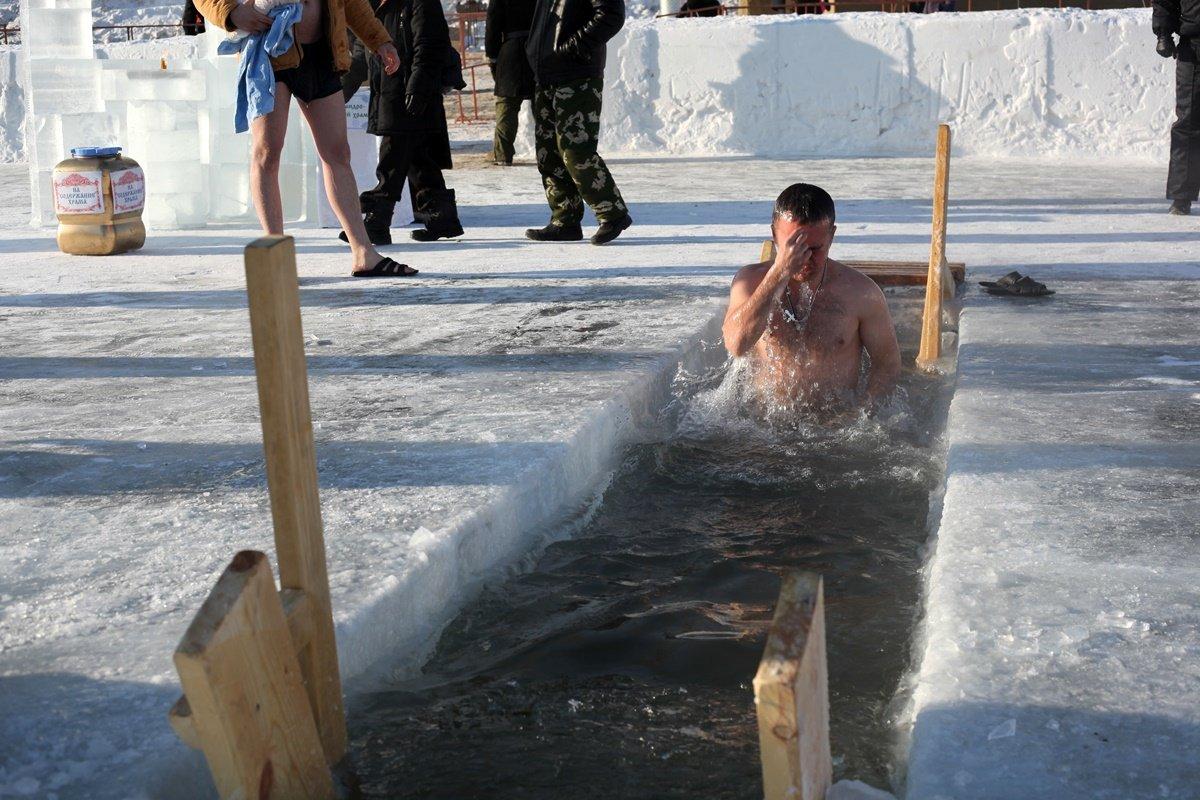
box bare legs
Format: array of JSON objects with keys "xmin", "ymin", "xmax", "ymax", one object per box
[
  {"xmin": 249, "ymin": 82, "xmax": 290, "ymax": 236},
  {"xmin": 247, "ymin": 85, "xmax": 383, "ymax": 274},
  {"xmin": 299, "ymin": 92, "xmax": 383, "ymax": 272}
]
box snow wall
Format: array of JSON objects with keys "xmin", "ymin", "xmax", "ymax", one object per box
[
  {"xmin": 598, "ymin": 9, "xmax": 1173, "ymax": 161},
  {"xmin": 2, "ymin": 9, "xmax": 1175, "ymax": 164}
]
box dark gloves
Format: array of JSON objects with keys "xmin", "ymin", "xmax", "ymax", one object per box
[
  {"xmin": 488, "ymin": 59, "xmax": 498, "ymax": 79},
  {"xmin": 1157, "ymin": 34, "xmax": 1176, "ymax": 58},
  {"xmin": 405, "ymin": 92, "xmax": 432, "ymax": 116},
  {"xmin": 554, "ymin": 33, "xmax": 593, "ymax": 63}
]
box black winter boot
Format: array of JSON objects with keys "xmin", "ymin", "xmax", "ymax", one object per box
[
  {"xmin": 590, "ymin": 213, "xmax": 633, "ymax": 245},
  {"xmin": 411, "ymin": 189, "xmax": 464, "ymax": 242},
  {"xmin": 339, "ymin": 202, "xmax": 394, "ymax": 246},
  {"xmin": 1169, "ymin": 199, "xmax": 1192, "ymax": 216},
  {"xmin": 525, "ymin": 222, "xmax": 583, "ymax": 242}
]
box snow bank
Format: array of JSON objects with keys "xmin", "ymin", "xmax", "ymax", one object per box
[
  {"xmin": 1, "ymin": 10, "xmax": 1174, "ymax": 163},
  {"xmin": 601, "ymin": 10, "xmax": 1173, "ymax": 160}
]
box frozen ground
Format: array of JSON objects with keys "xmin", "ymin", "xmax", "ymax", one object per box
[{"xmin": 0, "ymin": 154, "xmax": 1197, "ymax": 798}]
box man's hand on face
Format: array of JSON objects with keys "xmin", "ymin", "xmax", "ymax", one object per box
[
  {"xmin": 230, "ymin": 3, "xmax": 272, "ymax": 33},
  {"xmin": 774, "ymin": 227, "xmax": 814, "ymax": 284}
]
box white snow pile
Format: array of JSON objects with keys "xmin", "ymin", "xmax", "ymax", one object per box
[{"xmin": 601, "ymin": 9, "xmax": 1173, "ymax": 161}]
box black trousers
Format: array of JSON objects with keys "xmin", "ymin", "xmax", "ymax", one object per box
[
  {"xmin": 1168, "ymin": 38, "xmax": 1200, "ymax": 201},
  {"xmin": 359, "ymin": 132, "xmax": 448, "ymax": 212}
]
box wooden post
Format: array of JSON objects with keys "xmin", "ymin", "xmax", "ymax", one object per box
[
  {"xmin": 760, "ymin": 238, "xmax": 777, "ymax": 263},
  {"xmin": 754, "ymin": 572, "xmax": 831, "ymax": 800},
  {"xmin": 244, "ymin": 235, "xmax": 346, "ymax": 765},
  {"xmin": 174, "ymin": 551, "xmax": 335, "ymax": 800},
  {"xmin": 917, "ymin": 124, "xmax": 952, "ymax": 370}
]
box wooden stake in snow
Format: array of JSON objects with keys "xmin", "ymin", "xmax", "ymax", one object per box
[
  {"xmin": 916, "ymin": 124, "xmax": 953, "ymax": 370},
  {"xmin": 174, "ymin": 551, "xmax": 335, "ymax": 800},
  {"xmin": 242, "ymin": 234, "xmax": 346, "ymax": 764},
  {"xmin": 754, "ymin": 571, "xmax": 831, "ymax": 800},
  {"xmin": 169, "ymin": 236, "xmax": 345, "ymax": 797}
]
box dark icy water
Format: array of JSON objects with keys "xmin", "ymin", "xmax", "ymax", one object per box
[{"xmin": 349, "ymin": 294, "xmax": 953, "ymax": 798}]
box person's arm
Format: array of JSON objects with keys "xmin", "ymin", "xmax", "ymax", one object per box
[
  {"xmin": 405, "ymin": 0, "xmax": 448, "ymax": 112},
  {"xmin": 722, "ymin": 229, "xmax": 812, "ymax": 357},
  {"xmin": 485, "ymin": 0, "xmax": 504, "ymax": 62},
  {"xmin": 345, "ymin": 0, "xmax": 396, "ymax": 56},
  {"xmin": 192, "ymin": 0, "xmax": 256, "ymax": 32},
  {"xmin": 1152, "ymin": 0, "xmax": 1180, "ymax": 37},
  {"xmin": 859, "ymin": 282, "xmax": 901, "ymax": 402},
  {"xmin": 556, "ymin": 0, "xmax": 624, "ymax": 60}
]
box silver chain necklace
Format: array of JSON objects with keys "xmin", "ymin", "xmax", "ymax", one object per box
[{"xmin": 778, "ymin": 262, "xmax": 828, "ymax": 333}]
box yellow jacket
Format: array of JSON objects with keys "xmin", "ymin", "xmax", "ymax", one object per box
[{"xmin": 193, "ymin": 0, "xmax": 391, "ymax": 72}]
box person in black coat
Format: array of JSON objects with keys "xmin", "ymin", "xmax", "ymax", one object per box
[
  {"xmin": 355, "ymin": 0, "xmax": 464, "ymax": 243},
  {"xmin": 1155, "ymin": 0, "xmax": 1200, "ymax": 214},
  {"xmin": 342, "ymin": 32, "xmax": 439, "ymax": 227},
  {"xmin": 524, "ymin": 0, "xmax": 632, "ymax": 245},
  {"xmin": 181, "ymin": 0, "xmax": 206, "ymax": 34},
  {"xmin": 485, "ymin": 0, "xmax": 536, "ymax": 165}
]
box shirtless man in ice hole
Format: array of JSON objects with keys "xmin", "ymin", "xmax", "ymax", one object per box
[
  {"xmin": 205, "ymin": 0, "xmax": 405, "ymax": 276},
  {"xmin": 722, "ymin": 183, "xmax": 901, "ymax": 411}
]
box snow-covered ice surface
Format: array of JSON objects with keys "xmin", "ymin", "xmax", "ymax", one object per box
[
  {"xmin": 902, "ymin": 206, "xmax": 1200, "ymax": 792},
  {"xmin": 0, "ymin": 154, "xmax": 1197, "ymax": 798}
]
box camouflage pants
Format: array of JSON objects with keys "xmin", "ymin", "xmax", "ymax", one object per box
[{"xmin": 533, "ymin": 78, "xmax": 628, "ymax": 226}]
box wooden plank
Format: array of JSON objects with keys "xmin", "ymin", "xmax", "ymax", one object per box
[
  {"xmin": 174, "ymin": 551, "xmax": 335, "ymax": 800},
  {"xmin": 754, "ymin": 572, "xmax": 831, "ymax": 800},
  {"xmin": 244, "ymin": 235, "xmax": 346, "ymax": 764},
  {"xmin": 170, "ymin": 588, "xmax": 315, "ymax": 751},
  {"xmin": 917, "ymin": 124, "xmax": 952, "ymax": 370},
  {"xmin": 756, "ymin": 240, "xmax": 964, "ymax": 286},
  {"xmin": 168, "ymin": 696, "xmax": 201, "ymax": 750}
]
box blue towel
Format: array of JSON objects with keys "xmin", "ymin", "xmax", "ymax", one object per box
[{"xmin": 217, "ymin": 3, "xmax": 304, "ymax": 134}]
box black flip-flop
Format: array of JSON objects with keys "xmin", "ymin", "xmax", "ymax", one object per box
[
  {"xmin": 978, "ymin": 271, "xmax": 1024, "ymax": 291},
  {"xmin": 352, "ymin": 257, "xmax": 418, "ymax": 278},
  {"xmin": 981, "ymin": 273, "xmax": 1054, "ymax": 297}
]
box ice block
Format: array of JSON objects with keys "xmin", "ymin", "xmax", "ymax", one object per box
[
  {"xmin": 26, "ymin": 60, "xmax": 103, "ymax": 115},
  {"xmin": 22, "ymin": 7, "xmax": 93, "ymax": 60},
  {"xmin": 104, "ymin": 69, "xmax": 207, "ymax": 103}
]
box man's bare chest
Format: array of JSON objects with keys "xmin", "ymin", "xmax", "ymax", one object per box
[
  {"xmin": 764, "ymin": 294, "xmax": 859, "ymax": 357},
  {"xmin": 296, "ymin": 0, "xmax": 326, "ymax": 42}
]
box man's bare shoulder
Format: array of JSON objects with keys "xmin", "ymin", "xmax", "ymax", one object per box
[{"xmin": 731, "ymin": 261, "xmax": 772, "ymax": 289}]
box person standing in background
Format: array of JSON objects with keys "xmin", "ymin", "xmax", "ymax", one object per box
[
  {"xmin": 1155, "ymin": 0, "xmax": 1199, "ymax": 215},
  {"xmin": 340, "ymin": 30, "xmax": 437, "ymax": 227},
  {"xmin": 485, "ymin": 0, "xmax": 536, "ymax": 166},
  {"xmin": 525, "ymin": 0, "xmax": 632, "ymax": 244},
  {"xmin": 353, "ymin": 0, "xmax": 464, "ymax": 244}
]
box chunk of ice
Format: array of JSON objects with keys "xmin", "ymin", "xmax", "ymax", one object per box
[{"xmin": 987, "ymin": 718, "xmax": 1017, "ymax": 741}]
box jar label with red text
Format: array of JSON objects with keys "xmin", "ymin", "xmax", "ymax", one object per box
[
  {"xmin": 111, "ymin": 167, "xmax": 146, "ymax": 214},
  {"xmin": 53, "ymin": 170, "xmax": 105, "ymax": 215}
]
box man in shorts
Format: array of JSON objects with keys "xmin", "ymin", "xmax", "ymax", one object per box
[{"xmin": 196, "ymin": 0, "xmax": 414, "ymax": 276}]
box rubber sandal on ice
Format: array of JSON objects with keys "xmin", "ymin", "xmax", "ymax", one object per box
[
  {"xmin": 983, "ymin": 274, "xmax": 1054, "ymax": 297},
  {"xmin": 352, "ymin": 257, "xmax": 418, "ymax": 278},
  {"xmin": 978, "ymin": 271, "xmax": 1024, "ymax": 291}
]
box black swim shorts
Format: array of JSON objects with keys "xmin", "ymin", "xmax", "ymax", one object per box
[{"xmin": 274, "ymin": 37, "xmax": 342, "ymax": 104}]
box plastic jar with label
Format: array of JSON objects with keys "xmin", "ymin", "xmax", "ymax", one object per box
[{"xmin": 53, "ymin": 146, "xmax": 147, "ymax": 256}]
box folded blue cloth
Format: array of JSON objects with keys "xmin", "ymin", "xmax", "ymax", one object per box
[{"xmin": 217, "ymin": 3, "xmax": 304, "ymax": 133}]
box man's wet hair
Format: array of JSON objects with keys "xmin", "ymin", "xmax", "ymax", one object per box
[{"xmin": 772, "ymin": 183, "xmax": 836, "ymax": 226}]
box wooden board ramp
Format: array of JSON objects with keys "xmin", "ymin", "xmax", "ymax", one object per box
[
  {"xmin": 169, "ymin": 235, "xmax": 344, "ymax": 798},
  {"xmin": 754, "ymin": 571, "xmax": 831, "ymax": 800}
]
